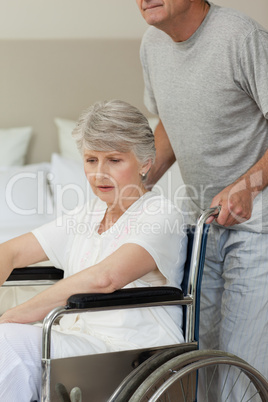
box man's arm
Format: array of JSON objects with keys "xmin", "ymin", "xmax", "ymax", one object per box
[
  {"xmin": 208, "ymin": 149, "xmax": 268, "ymax": 226},
  {"xmin": 146, "ymin": 120, "xmax": 176, "ymax": 189}
]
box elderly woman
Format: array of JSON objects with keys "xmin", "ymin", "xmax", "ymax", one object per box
[{"xmin": 0, "ymin": 100, "xmax": 186, "ymax": 401}]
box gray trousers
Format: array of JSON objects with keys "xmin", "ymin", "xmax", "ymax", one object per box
[{"xmin": 199, "ymin": 225, "xmax": 268, "ymax": 400}]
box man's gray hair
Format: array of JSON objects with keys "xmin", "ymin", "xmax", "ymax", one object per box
[{"xmin": 72, "ymin": 100, "xmax": 156, "ymax": 164}]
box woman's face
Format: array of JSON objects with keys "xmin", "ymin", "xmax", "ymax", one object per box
[{"xmin": 83, "ymin": 149, "xmax": 149, "ymax": 210}]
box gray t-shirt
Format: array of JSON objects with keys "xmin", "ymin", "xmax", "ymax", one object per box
[{"xmin": 140, "ymin": 2, "xmax": 268, "ymax": 232}]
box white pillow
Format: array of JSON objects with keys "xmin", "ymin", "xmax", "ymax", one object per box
[
  {"xmin": 0, "ymin": 126, "xmax": 32, "ymax": 167},
  {"xmin": 49, "ymin": 153, "xmax": 96, "ymax": 213},
  {"xmin": 54, "ymin": 117, "xmax": 81, "ymax": 161},
  {"xmin": 0, "ymin": 163, "xmax": 54, "ymax": 242}
]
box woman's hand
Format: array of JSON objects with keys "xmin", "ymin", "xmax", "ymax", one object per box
[
  {"xmin": 0, "ymin": 303, "xmax": 39, "ymax": 324},
  {"xmin": 0, "ymin": 309, "xmax": 19, "ymax": 324}
]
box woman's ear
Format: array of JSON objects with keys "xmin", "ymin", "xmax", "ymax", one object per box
[{"xmin": 140, "ymin": 159, "xmax": 152, "ymax": 177}]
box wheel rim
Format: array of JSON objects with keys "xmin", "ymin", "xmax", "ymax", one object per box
[
  {"xmin": 149, "ymin": 357, "xmax": 268, "ymax": 402},
  {"xmin": 128, "ymin": 351, "xmax": 268, "ymax": 402}
]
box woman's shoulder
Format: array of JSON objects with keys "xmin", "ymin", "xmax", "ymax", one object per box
[
  {"xmin": 136, "ymin": 191, "xmax": 181, "ymax": 220},
  {"xmin": 63, "ymin": 196, "xmax": 106, "ymax": 223},
  {"xmin": 141, "ymin": 191, "xmax": 177, "ymax": 207}
]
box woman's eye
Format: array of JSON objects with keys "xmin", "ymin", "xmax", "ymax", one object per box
[
  {"xmin": 86, "ymin": 159, "xmax": 97, "ymax": 163},
  {"xmin": 111, "ymin": 159, "xmax": 120, "ymax": 163}
]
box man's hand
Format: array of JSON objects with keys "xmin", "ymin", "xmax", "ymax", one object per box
[{"xmin": 207, "ymin": 178, "xmax": 258, "ymax": 226}]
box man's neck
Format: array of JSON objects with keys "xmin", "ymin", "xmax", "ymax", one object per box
[{"xmin": 160, "ymin": 1, "xmax": 210, "ymax": 43}]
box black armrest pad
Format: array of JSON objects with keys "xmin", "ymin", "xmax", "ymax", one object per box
[
  {"xmin": 7, "ymin": 267, "xmax": 64, "ymax": 281},
  {"xmin": 67, "ymin": 286, "xmax": 183, "ymax": 309}
]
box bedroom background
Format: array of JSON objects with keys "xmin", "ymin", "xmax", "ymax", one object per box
[{"xmin": 1, "ymin": 0, "xmax": 268, "ymax": 245}]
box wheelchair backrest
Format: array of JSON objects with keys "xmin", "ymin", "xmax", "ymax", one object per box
[{"xmin": 182, "ymin": 223, "xmax": 210, "ymax": 342}]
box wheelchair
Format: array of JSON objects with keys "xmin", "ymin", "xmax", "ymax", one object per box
[{"xmin": 6, "ymin": 207, "xmax": 268, "ymax": 401}]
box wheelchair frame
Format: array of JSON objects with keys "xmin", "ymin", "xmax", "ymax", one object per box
[{"xmin": 40, "ymin": 207, "xmax": 218, "ymax": 401}]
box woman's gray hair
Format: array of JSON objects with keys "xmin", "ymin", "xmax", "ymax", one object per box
[{"xmin": 72, "ymin": 100, "xmax": 156, "ymax": 165}]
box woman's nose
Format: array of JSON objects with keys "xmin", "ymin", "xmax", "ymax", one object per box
[{"xmin": 96, "ymin": 161, "xmax": 108, "ymax": 177}]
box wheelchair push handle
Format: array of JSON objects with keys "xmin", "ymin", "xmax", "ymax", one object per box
[
  {"xmin": 198, "ymin": 205, "xmax": 221, "ymax": 226},
  {"xmin": 185, "ymin": 205, "xmax": 221, "ymax": 343}
]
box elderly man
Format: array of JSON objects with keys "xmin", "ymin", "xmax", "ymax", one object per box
[{"xmin": 136, "ymin": 0, "xmax": 268, "ymax": 398}]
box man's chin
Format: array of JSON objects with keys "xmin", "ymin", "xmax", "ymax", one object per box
[{"xmin": 143, "ymin": 7, "xmax": 165, "ymax": 26}]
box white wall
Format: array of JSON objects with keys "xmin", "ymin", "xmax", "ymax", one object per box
[
  {"xmin": 0, "ymin": 0, "xmax": 147, "ymax": 39},
  {"xmin": 0, "ymin": 0, "xmax": 267, "ymax": 40},
  {"xmin": 0, "ymin": 0, "xmax": 267, "ymax": 206}
]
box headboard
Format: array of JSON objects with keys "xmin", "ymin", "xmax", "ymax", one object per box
[{"xmin": 0, "ymin": 39, "xmax": 147, "ymax": 164}]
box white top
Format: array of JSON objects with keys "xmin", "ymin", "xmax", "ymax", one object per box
[{"xmin": 33, "ymin": 192, "xmax": 187, "ymax": 353}]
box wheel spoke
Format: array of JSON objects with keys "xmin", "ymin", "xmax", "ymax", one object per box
[
  {"xmin": 240, "ymin": 380, "xmax": 251, "ymax": 401},
  {"xmin": 220, "ymin": 364, "xmax": 231, "ymax": 398},
  {"xmin": 224, "ymin": 367, "xmax": 242, "ymax": 401},
  {"xmin": 245, "ymin": 390, "xmax": 263, "ymax": 402},
  {"xmin": 204, "ymin": 364, "xmax": 218, "ymax": 400}
]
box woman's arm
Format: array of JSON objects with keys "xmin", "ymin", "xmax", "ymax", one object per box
[
  {"xmin": 0, "ymin": 233, "xmax": 48, "ymax": 286},
  {"xmin": 0, "ymin": 243, "xmax": 157, "ymax": 324}
]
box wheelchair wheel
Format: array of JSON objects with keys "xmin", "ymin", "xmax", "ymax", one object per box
[
  {"xmin": 128, "ymin": 350, "xmax": 268, "ymax": 402},
  {"xmin": 108, "ymin": 344, "xmax": 197, "ymax": 402}
]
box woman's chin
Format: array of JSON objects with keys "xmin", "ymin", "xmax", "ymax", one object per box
[{"xmin": 95, "ymin": 189, "xmax": 117, "ymax": 205}]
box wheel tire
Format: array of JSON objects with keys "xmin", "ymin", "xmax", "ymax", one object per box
[{"xmin": 128, "ymin": 350, "xmax": 268, "ymax": 402}]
